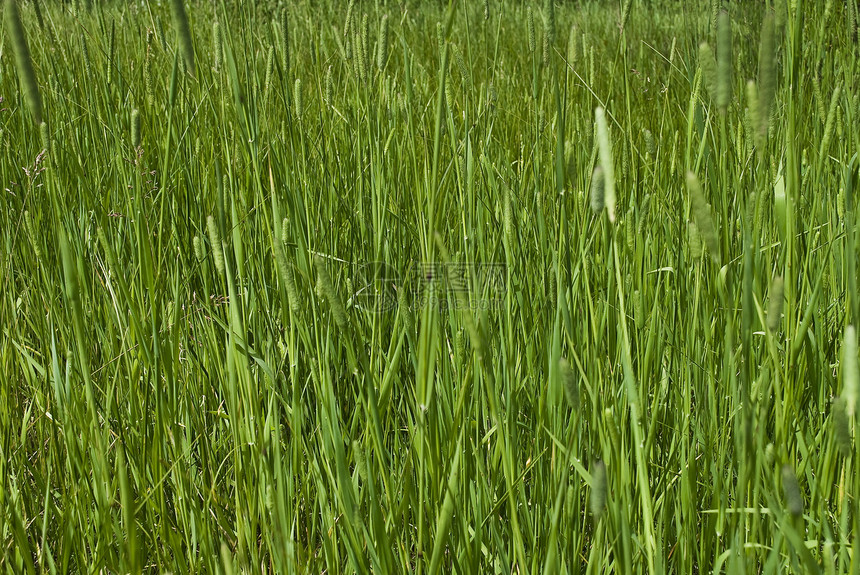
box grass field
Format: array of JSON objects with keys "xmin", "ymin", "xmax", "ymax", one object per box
[{"xmin": 1, "ymin": 0, "xmax": 859, "ymax": 572}]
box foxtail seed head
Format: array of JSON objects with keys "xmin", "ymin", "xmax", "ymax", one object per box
[
  {"xmin": 264, "ymin": 45, "xmax": 275, "ymax": 104},
  {"xmin": 842, "ymin": 325, "xmax": 858, "ymax": 418},
  {"xmin": 767, "ymin": 276, "xmax": 784, "ymax": 332},
  {"xmin": 213, "ymin": 22, "xmax": 222, "ymax": 71},
  {"xmin": 275, "ymin": 242, "xmax": 300, "ymax": 314},
  {"xmin": 559, "ymin": 358, "xmax": 579, "ymax": 410},
  {"xmin": 280, "ymin": 6, "xmax": 290, "ymax": 73},
  {"xmin": 781, "ymin": 465, "xmax": 803, "ymax": 518},
  {"xmin": 131, "ymin": 109, "xmax": 141, "ymax": 148},
  {"xmin": 6, "ymin": 0, "xmax": 43, "ymax": 123},
  {"xmin": 169, "ymin": 0, "xmax": 195, "ymax": 76},
  {"xmin": 377, "ymin": 14, "xmax": 389, "ymax": 70},
  {"xmin": 590, "ymin": 461, "xmax": 607, "ymax": 520},
  {"xmin": 452, "ymin": 44, "xmax": 471, "ymax": 90},
  {"xmin": 595, "ymin": 107, "xmax": 616, "ymax": 222},
  {"xmin": 314, "ymin": 256, "xmax": 348, "ymax": 328},
  {"xmin": 193, "ymin": 235, "xmax": 205, "ymax": 262},
  {"xmin": 325, "ymin": 65, "xmax": 333, "ymax": 104},
  {"xmin": 206, "ymin": 216, "xmax": 225, "ymax": 275},
  {"xmin": 716, "ymin": 11, "xmax": 732, "ymax": 111},
  {"xmin": 590, "ymin": 166, "xmax": 605, "ymax": 214},
  {"xmin": 293, "ymin": 78, "xmax": 303, "ymax": 121},
  {"xmin": 527, "ymin": 8, "xmax": 536, "ymax": 53},
  {"xmin": 698, "ymin": 43, "xmax": 717, "ymax": 102},
  {"xmin": 40, "ymin": 121, "xmax": 50, "ymax": 154},
  {"xmin": 833, "ymin": 396, "xmax": 853, "ymax": 457},
  {"xmin": 686, "ymin": 172, "xmax": 721, "ymax": 264}
]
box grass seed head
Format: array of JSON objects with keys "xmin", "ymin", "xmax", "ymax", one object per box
[
  {"xmin": 40, "ymin": 121, "xmax": 50, "ymax": 154},
  {"xmin": 716, "ymin": 11, "xmax": 732, "ymax": 111},
  {"xmin": 6, "ymin": 0, "xmax": 43, "ymax": 124},
  {"xmin": 25, "ymin": 211, "xmax": 42, "ymax": 262},
  {"xmin": 193, "ymin": 235, "xmax": 205, "ymax": 262},
  {"xmin": 264, "ymin": 45, "xmax": 275, "ymax": 104},
  {"xmin": 781, "ymin": 465, "xmax": 803, "ymax": 518},
  {"xmin": 280, "ymin": 6, "xmax": 290, "ymax": 72},
  {"xmin": 567, "ymin": 24, "xmax": 577, "ymax": 64},
  {"xmin": 275, "ymin": 243, "xmax": 300, "ymax": 314},
  {"xmin": 590, "ymin": 461, "xmax": 607, "ymax": 520},
  {"xmin": 294, "ymin": 78, "xmax": 303, "ymax": 121},
  {"xmin": 314, "ymin": 256, "xmax": 348, "ymax": 329},
  {"xmin": 698, "ymin": 42, "xmax": 717, "ymax": 102},
  {"xmin": 206, "ymin": 215, "xmax": 225, "ymax": 275},
  {"xmin": 590, "ymin": 166, "xmax": 605, "ymax": 214},
  {"xmin": 843, "ymin": 325, "xmax": 858, "ymax": 417},
  {"xmin": 213, "ymin": 21, "xmax": 222, "ymax": 71},
  {"xmin": 819, "ymin": 85, "xmax": 841, "ymax": 163},
  {"xmin": 377, "ymin": 14, "xmax": 389, "ymax": 71},
  {"xmin": 169, "ymin": 0, "xmax": 195, "ymax": 76},
  {"xmin": 686, "ymin": 172, "xmax": 721, "ymax": 264},
  {"xmin": 325, "ymin": 65, "xmax": 334, "ymax": 104},
  {"xmin": 131, "ymin": 109, "xmax": 141, "ymax": 148},
  {"xmin": 595, "ymin": 107, "xmax": 616, "ymax": 222},
  {"xmin": 559, "ymin": 358, "xmax": 579, "ymax": 409},
  {"xmin": 527, "ymin": 7, "xmax": 536, "ymax": 53},
  {"xmin": 767, "ymin": 276, "xmax": 784, "ymax": 333},
  {"xmin": 833, "ymin": 396, "xmax": 853, "ymax": 457}
]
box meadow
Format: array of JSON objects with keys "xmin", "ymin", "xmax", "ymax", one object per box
[{"xmin": 1, "ymin": 0, "xmax": 858, "ymax": 572}]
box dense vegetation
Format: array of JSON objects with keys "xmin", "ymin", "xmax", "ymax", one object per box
[{"xmin": 1, "ymin": 0, "xmax": 859, "ymax": 572}]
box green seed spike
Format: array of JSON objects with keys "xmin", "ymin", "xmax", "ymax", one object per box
[
  {"xmin": 819, "ymin": 85, "xmax": 841, "ymax": 167},
  {"xmin": 698, "ymin": 43, "xmax": 717, "ymax": 102},
  {"xmin": 595, "ymin": 107, "xmax": 616, "ymax": 222},
  {"xmin": 131, "ymin": 109, "xmax": 141, "ymax": 148},
  {"xmin": 314, "ymin": 256, "xmax": 348, "ymax": 329},
  {"xmin": 213, "ymin": 22, "xmax": 222, "ymax": 71},
  {"xmin": 781, "ymin": 465, "xmax": 803, "ymax": 518},
  {"xmin": 24, "ymin": 211, "xmax": 42, "ymax": 262},
  {"xmin": 686, "ymin": 172, "xmax": 721, "ymax": 264},
  {"xmin": 590, "ymin": 461, "xmax": 607, "ymax": 520},
  {"xmin": 6, "ymin": 0, "xmax": 43, "ymax": 124},
  {"xmin": 274, "ymin": 243, "xmax": 300, "ymax": 314},
  {"xmin": 293, "ymin": 78, "xmax": 303, "ymax": 121},
  {"xmin": 559, "ymin": 358, "xmax": 579, "ymax": 409},
  {"xmin": 716, "ymin": 11, "xmax": 732, "ymax": 112},
  {"xmin": 452, "ymin": 44, "xmax": 470, "ymax": 90},
  {"xmin": 192, "ymin": 236, "xmax": 205, "ymax": 263},
  {"xmin": 843, "ymin": 325, "xmax": 858, "ymax": 418},
  {"xmin": 527, "ymin": 8, "xmax": 536, "ymax": 53},
  {"xmin": 542, "ymin": 0, "xmax": 555, "ymax": 66},
  {"xmin": 325, "ymin": 65, "xmax": 333, "ymax": 104},
  {"xmin": 377, "ymin": 14, "xmax": 389, "ymax": 71},
  {"xmin": 207, "ymin": 215, "xmax": 225, "ymax": 275},
  {"xmin": 767, "ymin": 276, "xmax": 784, "ymax": 333},
  {"xmin": 832, "ymin": 397, "xmax": 853, "ymax": 457},
  {"xmin": 620, "ymin": 0, "xmax": 633, "ymax": 33},
  {"xmin": 590, "ymin": 166, "xmax": 605, "ymax": 214},
  {"xmin": 566, "ymin": 23, "xmax": 577, "ymax": 63},
  {"xmin": 40, "ymin": 121, "xmax": 50, "ymax": 154},
  {"xmin": 280, "ymin": 6, "xmax": 290, "ymax": 73},
  {"xmin": 264, "ymin": 45, "xmax": 275, "ymax": 105},
  {"xmin": 169, "ymin": 0, "xmax": 195, "ymax": 76}
]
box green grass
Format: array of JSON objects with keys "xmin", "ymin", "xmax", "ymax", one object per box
[{"xmin": 1, "ymin": 0, "xmax": 859, "ymax": 572}]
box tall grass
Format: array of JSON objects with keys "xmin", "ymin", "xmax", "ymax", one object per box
[{"xmin": 1, "ymin": 0, "xmax": 859, "ymax": 573}]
